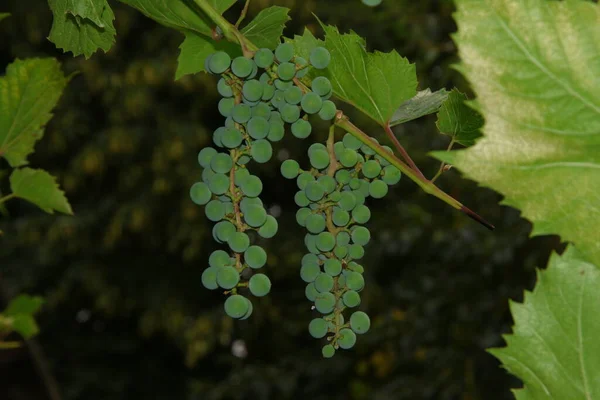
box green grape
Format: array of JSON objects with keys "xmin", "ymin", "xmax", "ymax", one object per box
[
  {"xmin": 275, "ymin": 42, "xmax": 294, "ymax": 62},
  {"xmin": 305, "ymin": 233, "xmax": 320, "ymax": 254},
  {"xmin": 348, "ymin": 262, "xmax": 364, "ymax": 273},
  {"xmin": 296, "ymin": 172, "xmax": 315, "ymax": 190},
  {"xmin": 228, "ymin": 231, "xmax": 250, "ymax": 253},
  {"xmin": 224, "ymin": 201, "xmax": 235, "ymax": 216},
  {"xmin": 337, "ymin": 328, "xmax": 356, "ymax": 349},
  {"xmin": 362, "ymin": 0, "xmax": 382, "ymax": 6},
  {"xmin": 296, "ymin": 208, "xmax": 311, "ymax": 227},
  {"xmin": 213, "ymin": 128, "xmax": 225, "ymax": 148},
  {"xmin": 333, "ymin": 142, "xmax": 345, "ymax": 159},
  {"xmin": 225, "ymin": 117, "xmax": 235, "ymax": 128},
  {"xmin": 342, "ymin": 133, "xmax": 362, "ymax": 150},
  {"xmin": 320, "ymin": 90, "xmax": 333, "ymax": 100},
  {"xmin": 217, "ymin": 78, "xmax": 233, "ymax": 98},
  {"xmin": 284, "ymin": 86, "xmax": 303, "ymax": 105},
  {"xmin": 315, "ymin": 292, "xmax": 336, "ymax": 314},
  {"xmin": 340, "ymin": 148, "xmax": 358, "ymax": 167},
  {"xmin": 309, "ymin": 149, "xmax": 330, "ymax": 169},
  {"xmin": 252, "ymin": 103, "xmax": 271, "ymax": 119},
  {"xmin": 254, "ymin": 48, "xmax": 274, "ymax": 68},
  {"xmin": 251, "ymin": 139, "xmax": 273, "ymax": 164},
  {"xmin": 201, "ymin": 266, "xmax": 219, "ymax": 290},
  {"xmin": 224, "ymin": 295, "xmax": 249, "ymax": 319},
  {"xmin": 345, "ymin": 270, "xmax": 365, "ymax": 291},
  {"xmin": 295, "ymin": 56, "xmax": 308, "ymax": 76},
  {"xmin": 249, "ymin": 274, "xmax": 271, "ymax": 297},
  {"xmin": 208, "ymin": 51, "xmax": 231, "ymax": 74},
  {"xmin": 198, "ymin": 147, "xmax": 217, "ymax": 168},
  {"xmin": 350, "ymin": 311, "xmax": 370, "ymax": 334},
  {"xmin": 239, "ymin": 175, "xmax": 263, "ymax": 197},
  {"xmin": 271, "ymin": 90, "xmax": 286, "ymax": 109},
  {"xmin": 234, "ymin": 167, "xmax": 250, "ymax": 186},
  {"xmin": 209, "ymin": 250, "xmax": 230, "ymax": 268},
  {"xmin": 262, "ymin": 83, "xmax": 275, "ymax": 101},
  {"xmin": 277, "ymin": 62, "xmax": 297, "ymax": 81},
  {"xmin": 311, "ymin": 76, "xmax": 332, "ymax": 96},
  {"xmin": 332, "ymin": 208, "xmax": 350, "ymax": 226},
  {"xmin": 242, "ymin": 80, "xmax": 263, "ymax": 102},
  {"xmin": 281, "ymin": 159, "xmax": 301, "ymax": 179},
  {"xmin": 382, "ymin": 165, "xmax": 401, "ymax": 185},
  {"xmin": 316, "ymin": 232, "xmax": 336, "ymax": 252},
  {"xmin": 343, "ymin": 290, "xmax": 361, "ymax": 307},
  {"xmin": 294, "ymin": 191, "xmax": 309, "ymax": 207},
  {"xmin": 291, "ymin": 119, "xmax": 312, "ymax": 139},
  {"xmin": 305, "ymin": 283, "xmax": 318, "ymax": 301},
  {"xmin": 362, "ymin": 160, "xmax": 382, "ymax": 179},
  {"xmin": 238, "ymin": 155, "xmax": 252, "ymax": 165},
  {"xmin": 308, "ymin": 143, "xmax": 327, "ymax": 156},
  {"xmin": 247, "ymin": 117, "xmax": 269, "ymax": 139},
  {"xmin": 335, "ymin": 170, "xmax": 351, "ymax": 185},
  {"xmin": 334, "ymin": 245, "xmax": 348, "ymax": 259},
  {"xmin": 369, "ymin": 179, "xmax": 388, "ymax": 198},
  {"xmin": 306, "ymin": 213, "xmax": 326, "ymax": 234},
  {"xmin": 217, "ymin": 266, "xmax": 240, "ymax": 289},
  {"xmin": 302, "ymin": 253, "xmax": 320, "ymax": 265},
  {"xmin": 322, "ymin": 344, "xmax": 335, "ymax": 358},
  {"xmin": 204, "ymin": 53, "xmax": 213, "ymax": 72},
  {"xmin": 249, "ymin": 61, "xmax": 258, "ymax": 79},
  {"xmin": 305, "ymin": 181, "xmax": 325, "ymax": 202},
  {"xmin": 357, "ymin": 180, "xmax": 370, "ymax": 198},
  {"xmin": 301, "ymin": 93, "xmax": 323, "ymax": 114},
  {"xmin": 205, "ymin": 200, "xmax": 226, "ymax": 221},
  {"xmin": 352, "ymin": 204, "xmax": 371, "ymax": 224},
  {"xmin": 219, "ymin": 128, "xmax": 242, "ymax": 149},
  {"xmin": 336, "ymin": 231, "xmax": 351, "ymax": 247},
  {"xmin": 208, "ymin": 173, "xmax": 230, "ymax": 195},
  {"xmin": 258, "ymin": 215, "xmax": 278, "ymax": 238},
  {"xmin": 231, "ymin": 56, "xmax": 254, "ymax": 78},
  {"xmin": 352, "ymin": 190, "xmax": 366, "ymax": 206},
  {"xmin": 240, "ymin": 197, "xmax": 263, "ymax": 213},
  {"xmin": 317, "ymin": 176, "xmax": 336, "ymax": 194},
  {"xmin": 329, "ymin": 191, "xmax": 341, "ymax": 202},
  {"xmin": 351, "ymin": 226, "xmax": 371, "ymax": 246},
  {"xmin": 214, "ymin": 221, "xmax": 236, "ymax": 243},
  {"xmin": 310, "ymin": 47, "xmax": 331, "ymax": 69},
  {"xmin": 244, "ymin": 204, "xmax": 268, "ymax": 228},
  {"xmin": 274, "ymin": 78, "xmax": 294, "ymax": 91},
  {"xmin": 232, "ymin": 104, "xmax": 252, "ymax": 124},
  {"xmin": 239, "ymin": 298, "xmax": 253, "ymax": 320},
  {"xmin": 280, "ymin": 104, "xmax": 300, "ymax": 124},
  {"xmin": 361, "ymin": 138, "xmax": 378, "ymax": 155},
  {"xmin": 349, "ymin": 178, "xmax": 361, "ymax": 190},
  {"xmin": 308, "ymin": 318, "xmax": 329, "ymax": 339},
  {"xmin": 190, "ymin": 182, "xmax": 212, "ymax": 205},
  {"xmin": 324, "ymin": 259, "xmax": 342, "ymax": 276},
  {"xmin": 267, "ymin": 120, "xmax": 285, "ymax": 142},
  {"xmin": 348, "ymin": 244, "xmax": 365, "ymax": 260},
  {"xmin": 218, "ymin": 98, "xmax": 235, "ymax": 117},
  {"xmin": 300, "ymin": 262, "xmax": 321, "ymax": 283},
  {"xmin": 318, "ymin": 100, "xmax": 337, "ymax": 121}
]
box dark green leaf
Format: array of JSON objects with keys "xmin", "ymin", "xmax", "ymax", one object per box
[
  {"xmin": 176, "ymin": 31, "xmax": 241, "ymax": 80},
  {"xmin": 0, "ymin": 13, "xmax": 10, "ymax": 22},
  {"xmin": 390, "ymin": 88, "xmax": 449, "ymax": 126},
  {"xmin": 241, "ymin": 6, "xmax": 290, "ymax": 49},
  {"xmin": 10, "ymin": 168, "xmax": 73, "ymax": 215},
  {"xmin": 435, "ymin": 89, "xmax": 483, "ymax": 146}
]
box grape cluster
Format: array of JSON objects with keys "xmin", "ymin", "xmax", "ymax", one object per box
[
  {"xmin": 191, "ymin": 43, "xmax": 333, "ymax": 320},
  {"xmin": 281, "ymin": 133, "xmax": 401, "ymax": 357}
]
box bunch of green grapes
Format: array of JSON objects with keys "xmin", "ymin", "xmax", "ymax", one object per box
[
  {"xmin": 280, "ymin": 133, "xmax": 402, "ymax": 357},
  {"xmin": 190, "ymin": 43, "xmax": 333, "ymax": 320}
]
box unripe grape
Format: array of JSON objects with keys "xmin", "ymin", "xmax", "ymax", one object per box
[
  {"xmin": 232, "ymin": 104, "xmax": 252, "ymax": 124},
  {"xmin": 382, "ymin": 165, "xmax": 401, "ymax": 185},
  {"xmin": 208, "ymin": 173, "xmax": 230, "ymax": 195},
  {"xmin": 318, "ymin": 100, "xmax": 337, "ymax": 120},
  {"xmin": 362, "ymin": 160, "xmax": 382, "ymax": 179},
  {"xmin": 224, "ymin": 295, "xmax": 249, "ymax": 319},
  {"xmin": 343, "ymin": 290, "xmax": 361, "ymax": 307},
  {"xmin": 247, "ymin": 117, "xmax": 270, "ymax": 139},
  {"xmin": 218, "ymin": 98, "xmax": 235, "ymax": 117},
  {"xmin": 348, "ymin": 262, "xmax": 364, "ymax": 273},
  {"xmin": 296, "ymin": 172, "xmax": 315, "ymax": 190},
  {"xmin": 334, "ymin": 245, "xmax": 348, "ymax": 258},
  {"xmin": 258, "ymin": 215, "xmax": 278, "ymax": 238},
  {"xmin": 345, "ymin": 270, "xmax": 365, "ymax": 291},
  {"xmin": 311, "ymin": 76, "xmax": 332, "ymax": 97},
  {"xmin": 301, "ymin": 92, "xmax": 323, "ymax": 114},
  {"xmin": 316, "ymin": 232, "xmax": 335, "ymax": 252},
  {"xmin": 291, "ymin": 119, "xmax": 312, "ymax": 139},
  {"xmin": 281, "ymin": 159, "xmax": 301, "ymax": 179},
  {"xmin": 209, "ymin": 249, "xmax": 230, "ymax": 268},
  {"xmin": 251, "ymin": 139, "xmax": 273, "ymax": 163},
  {"xmin": 271, "ymin": 90, "xmax": 286, "ymax": 109},
  {"xmin": 309, "ymin": 149, "xmax": 330, "ymax": 169},
  {"xmin": 315, "ymin": 292, "xmax": 336, "ymax": 314},
  {"xmin": 249, "ymin": 273, "xmax": 271, "ymax": 297},
  {"xmin": 267, "ymin": 120, "xmax": 285, "ymax": 142},
  {"xmin": 362, "ymin": 0, "xmax": 382, "ymax": 6},
  {"xmin": 351, "ymin": 226, "xmax": 371, "ymax": 246},
  {"xmin": 300, "ymin": 261, "xmax": 321, "ymax": 283},
  {"xmin": 228, "ymin": 231, "xmax": 250, "ymax": 253},
  {"xmin": 217, "ymin": 78, "xmax": 233, "ymax": 98},
  {"xmin": 214, "ymin": 221, "xmax": 236, "ymax": 243},
  {"xmin": 205, "ymin": 200, "xmax": 226, "ymax": 221},
  {"xmin": 337, "ymin": 328, "xmax": 356, "ymax": 349},
  {"xmin": 280, "ymin": 104, "xmax": 300, "ymax": 124},
  {"xmin": 350, "ymin": 311, "xmax": 371, "ymax": 334},
  {"xmin": 239, "ymin": 298, "xmax": 253, "ymax": 320},
  {"xmin": 274, "ymin": 78, "xmax": 293, "ymax": 91},
  {"xmin": 305, "ymin": 181, "xmax": 325, "ymax": 201},
  {"xmin": 302, "ymin": 253, "xmax": 320, "ymax": 266},
  {"xmin": 332, "ymin": 208, "xmax": 350, "ymax": 226},
  {"xmin": 305, "ymin": 233, "xmax": 320, "ymax": 254},
  {"xmin": 305, "ymin": 283, "xmax": 318, "ymax": 301},
  {"xmin": 284, "ymin": 86, "xmax": 303, "ymax": 105},
  {"xmin": 244, "ymin": 204, "xmax": 268, "ymax": 228},
  {"xmin": 234, "ymin": 167, "xmax": 250, "ymax": 186},
  {"xmin": 343, "ymin": 133, "xmax": 363, "ymax": 150},
  {"xmin": 208, "ymin": 51, "xmax": 231, "ymax": 74},
  {"xmin": 262, "ymin": 83, "xmax": 275, "ymax": 101},
  {"xmin": 348, "ymin": 244, "xmax": 365, "ymax": 260},
  {"xmin": 305, "ymin": 213, "xmax": 326, "ymax": 234},
  {"xmin": 239, "ymin": 175, "xmax": 263, "ymax": 197},
  {"xmin": 277, "ymin": 62, "xmax": 297, "ymax": 81},
  {"xmin": 324, "ymin": 259, "xmax": 342, "ymax": 276},
  {"xmin": 197, "ymin": 147, "xmax": 217, "ymax": 168},
  {"xmin": 254, "ymin": 48, "xmax": 274, "ymax": 68},
  {"xmin": 296, "ymin": 208, "xmax": 311, "ymax": 226},
  {"xmin": 242, "ymin": 79, "xmax": 263, "ymax": 102},
  {"xmin": 308, "ymin": 318, "xmax": 329, "ymax": 339},
  {"xmin": 190, "ymin": 182, "xmax": 212, "ymax": 205},
  {"xmin": 322, "ymin": 344, "xmax": 335, "ymax": 358},
  {"xmin": 352, "ymin": 204, "xmax": 371, "ymax": 224},
  {"xmin": 275, "ymin": 42, "xmax": 294, "ymax": 62},
  {"xmin": 335, "ymin": 170, "xmax": 352, "ymax": 185},
  {"xmin": 201, "ymin": 267, "xmax": 219, "ymax": 290},
  {"xmin": 310, "ymin": 47, "xmax": 331, "ymax": 69},
  {"xmin": 336, "ymin": 231, "xmax": 351, "ymax": 247},
  {"xmin": 317, "ymin": 176, "xmax": 336, "ymax": 194},
  {"xmin": 369, "ymin": 179, "xmax": 388, "ymax": 198},
  {"xmin": 340, "ymin": 148, "xmax": 358, "ymax": 167},
  {"xmin": 231, "ymin": 56, "xmax": 254, "ymax": 78},
  {"xmin": 217, "ymin": 266, "xmax": 240, "ymax": 289}
]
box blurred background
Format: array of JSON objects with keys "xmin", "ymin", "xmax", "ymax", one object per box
[{"xmin": 0, "ymin": 1, "xmax": 563, "ymax": 399}]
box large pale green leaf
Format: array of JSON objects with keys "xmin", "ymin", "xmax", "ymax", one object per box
[
  {"xmin": 118, "ymin": 0, "xmax": 236, "ymax": 37},
  {"xmin": 65, "ymin": 0, "xmax": 108, "ymax": 28},
  {"xmin": 0, "ymin": 58, "xmax": 69, "ymax": 167},
  {"xmin": 434, "ymin": 0, "xmax": 600, "ymax": 267},
  {"xmin": 176, "ymin": 31, "xmax": 241, "ymax": 80},
  {"xmin": 435, "ymin": 89, "xmax": 483, "ymax": 147},
  {"xmin": 290, "ymin": 25, "xmax": 417, "ymax": 126},
  {"xmin": 240, "ymin": 6, "xmax": 290, "ymax": 50},
  {"xmin": 390, "ymin": 88, "xmax": 449, "ymax": 126},
  {"xmin": 48, "ymin": 0, "xmax": 116, "ymax": 58},
  {"xmin": 490, "ymin": 246, "xmax": 600, "ymax": 400},
  {"xmin": 10, "ymin": 168, "xmax": 73, "ymax": 215}
]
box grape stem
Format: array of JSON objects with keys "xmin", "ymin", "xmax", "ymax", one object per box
[
  {"xmin": 431, "ymin": 138, "xmax": 455, "ymax": 183},
  {"xmin": 191, "ymin": 0, "xmax": 494, "ymax": 231},
  {"xmin": 235, "ymin": 0, "xmax": 251, "ymax": 28},
  {"xmin": 0, "ymin": 193, "xmax": 15, "ymax": 205},
  {"xmin": 384, "ymin": 123, "xmax": 425, "ymax": 180}
]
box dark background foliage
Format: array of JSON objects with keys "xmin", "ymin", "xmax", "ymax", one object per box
[{"xmin": 0, "ymin": 1, "xmax": 562, "ymax": 399}]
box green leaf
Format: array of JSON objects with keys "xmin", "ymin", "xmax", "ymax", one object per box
[
  {"xmin": 0, "ymin": 58, "xmax": 69, "ymax": 167},
  {"xmin": 435, "ymin": 89, "xmax": 483, "ymax": 147},
  {"xmin": 11, "ymin": 315, "xmax": 39, "ymax": 339},
  {"xmin": 434, "ymin": 0, "xmax": 600, "ymax": 267},
  {"xmin": 292, "ymin": 23, "xmax": 417, "ymax": 126},
  {"xmin": 0, "ymin": 13, "xmax": 10, "ymax": 22},
  {"xmin": 390, "ymin": 88, "xmax": 449, "ymax": 126},
  {"xmin": 489, "ymin": 246, "xmax": 600, "ymax": 399},
  {"xmin": 2, "ymin": 294, "xmax": 44, "ymax": 340},
  {"xmin": 240, "ymin": 6, "xmax": 290, "ymax": 50},
  {"xmin": 4, "ymin": 295, "xmax": 44, "ymax": 316},
  {"xmin": 10, "ymin": 168, "xmax": 73, "ymax": 215},
  {"xmin": 176, "ymin": 31, "xmax": 241, "ymax": 80},
  {"xmin": 65, "ymin": 0, "xmax": 108, "ymax": 28},
  {"xmin": 48, "ymin": 0, "xmax": 116, "ymax": 58},
  {"xmin": 118, "ymin": 0, "xmax": 236, "ymax": 37}
]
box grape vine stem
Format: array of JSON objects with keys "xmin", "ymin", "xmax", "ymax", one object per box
[
  {"xmin": 191, "ymin": 0, "xmax": 494, "ymax": 231},
  {"xmin": 235, "ymin": 0, "xmax": 251, "ymax": 28}
]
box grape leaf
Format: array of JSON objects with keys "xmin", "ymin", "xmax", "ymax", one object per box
[
  {"xmin": 291, "ymin": 24, "xmax": 417, "ymax": 126},
  {"xmin": 176, "ymin": 31, "xmax": 241, "ymax": 80},
  {"xmin": 10, "ymin": 168, "xmax": 73, "ymax": 215},
  {"xmin": 2, "ymin": 294, "xmax": 44, "ymax": 339},
  {"xmin": 240, "ymin": 6, "xmax": 290, "ymax": 50},
  {"xmin": 0, "ymin": 58, "xmax": 69, "ymax": 167},
  {"xmin": 0, "ymin": 13, "xmax": 10, "ymax": 22},
  {"xmin": 433, "ymin": 0, "xmax": 600, "ymax": 267},
  {"xmin": 390, "ymin": 88, "xmax": 449, "ymax": 126},
  {"xmin": 435, "ymin": 89, "xmax": 483, "ymax": 147},
  {"xmin": 48, "ymin": 0, "xmax": 116, "ymax": 58},
  {"xmin": 118, "ymin": 0, "xmax": 236, "ymax": 37},
  {"xmin": 489, "ymin": 246, "xmax": 600, "ymax": 399},
  {"xmin": 65, "ymin": 0, "xmax": 107, "ymax": 28}
]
